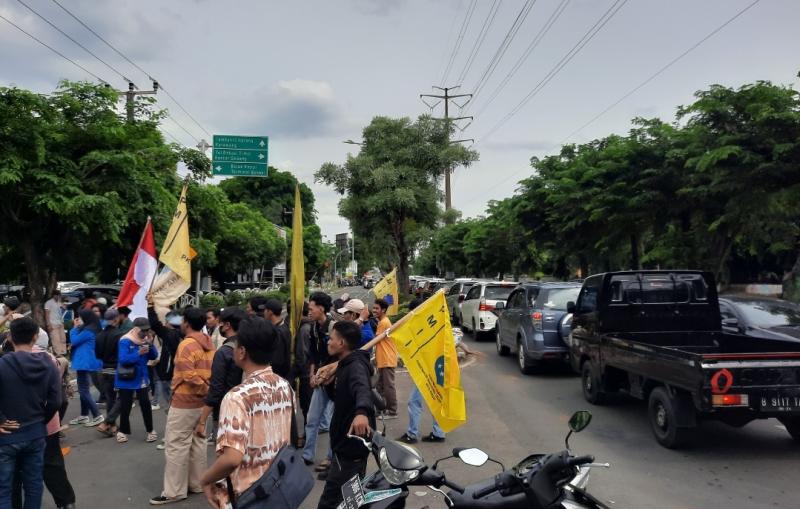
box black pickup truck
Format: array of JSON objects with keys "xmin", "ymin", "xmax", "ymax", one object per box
[{"xmin": 568, "ymin": 270, "xmax": 800, "ymax": 448}]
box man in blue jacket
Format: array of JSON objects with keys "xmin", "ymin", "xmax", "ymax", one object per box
[{"xmin": 0, "ymin": 317, "xmax": 61, "ymax": 509}]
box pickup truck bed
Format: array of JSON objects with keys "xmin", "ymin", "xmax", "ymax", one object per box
[{"xmin": 569, "ymin": 271, "xmax": 800, "ymax": 448}]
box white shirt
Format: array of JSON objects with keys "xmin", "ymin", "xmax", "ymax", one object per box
[{"xmin": 45, "ymin": 298, "xmax": 63, "ymax": 327}]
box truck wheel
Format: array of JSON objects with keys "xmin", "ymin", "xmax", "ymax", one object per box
[
  {"xmin": 581, "ymin": 362, "xmax": 606, "ymax": 405},
  {"xmin": 517, "ymin": 339, "xmax": 537, "ymax": 375},
  {"xmin": 779, "ymin": 417, "xmax": 800, "ymax": 442},
  {"xmin": 496, "ymin": 327, "xmax": 510, "ymax": 356},
  {"xmin": 648, "ymin": 387, "xmax": 691, "ymax": 449}
]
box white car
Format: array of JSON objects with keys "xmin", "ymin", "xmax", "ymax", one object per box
[
  {"xmin": 460, "ymin": 281, "xmax": 517, "ymax": 339},
  {"xmin": 446, "ymin": 280, "xmax": 477, "ymax": 325},
  {"xmin": 57, "ymin": 281, "xmax": 84, "ymax": 292}
]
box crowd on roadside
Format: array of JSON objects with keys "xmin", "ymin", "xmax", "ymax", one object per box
[{"xmin": 0, "ymin": 287, "xmax": 464, "ymax": 509}]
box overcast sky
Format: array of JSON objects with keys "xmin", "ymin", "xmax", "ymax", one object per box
[{"xmin": 2, "ymin": 0, "xmax": 798, "ymax": 242}]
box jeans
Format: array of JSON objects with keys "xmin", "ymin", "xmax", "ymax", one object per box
[
  {"xmin": 407, "ymin": 387, "xmax": 445, "ymax": 439},
  {"xmin": 0, "ymin": 438, "xmax": 46, "ymax": 509},
  {"xmin": 119, "ymin": 388, "xmax": 153, "ymax": 435},
  {"xmin": 76, "ymin": 370, "xmax": 100, "ymax": 418},
  {"xmin": 12, "ymin": 435, "xmax": 75, "ymax": 508},
  {"xmin": 303, "ymin": 387, "xmax": 333, "ymax": 462},
  {"xmin": 151, "ymin": 379, "xmax": 171, "ymax": 407},
  {"xmin": 316, "ymin": 454, "xmax": 367, "ymax": 509}
]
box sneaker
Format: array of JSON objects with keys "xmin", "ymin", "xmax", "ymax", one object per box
[
  {"xmin": 146, "ymin": 431, "xmax": 158, "ymax": 443},
  {"xmin": 59, "ymin": 424, "xmax": 70, "ymax": 432},
  {"xmin": 382, "ymin": 412, "xmax": 399, "ymax": 420},
  {"xmin": 85, "ymin": 415, "xmax": 105, "ymax": 427},
  {"xmin": 151, "ymin": 403, "xmax": 161, "ymax": 411},
  {"xmin": 116, "ymin": 432, "xmax": 128, "ymax": 443},
  {"xmin": 149, "ymin": 495, "xmax": 186, "ymax": 505},
  {"xmin": 156, "ymin": 443, "xmax": 166, "ymax": 450},
  {"xmin": 397, "ymin": 433, "xmax": 418, "ymax": 444},
  {"xmin": 421, "ymin": 432, "xmax": 446, "ymax": 443},
  {"xmin": 318, "ymin": 428, "xmax": 329, "ymax": 434},
  {"xmin": 69, "ymin": 416, "xmax": 89, "ymax": 425}
]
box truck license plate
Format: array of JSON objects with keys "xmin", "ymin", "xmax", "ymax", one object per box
[{"xmin": 760, "ymin": 394, "xmax": 800, "ymax": 412}]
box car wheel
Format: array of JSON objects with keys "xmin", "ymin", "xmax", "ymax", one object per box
[
  {"xmin": 472, "ymin": 319, "xmax": 480, "ymax": 340},
  {"xmin": 648, "ymin": 387, "xmax": 691, "ymax": 449},
  {"xmin": 517, "ymin": 338, "xmax": 536, "ymax": 375},
  {"xmin": 496, "ymin": 327, "xmax": 510, "ymax": 356},
  {"xmin": 779, "ymin": 417, "xmax": 800, "ymax": 442},
  {"xmin": 581, "ymin": 362, "xmax": 606, "ymax": 405}
]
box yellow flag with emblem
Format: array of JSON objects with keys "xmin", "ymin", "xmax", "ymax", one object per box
[
  {"xmin": 389, "ymin": 291, "xmax": 466, "ymax": 432},
  {"xmin": 372, "ymin": 268, "xmax": 400, "ymax": 315},
  {"xmin": 289, "ymin": 185, "xmax": 304, "ymax": 338},
  {"xmin": 158, "ymin": 184, "xmax": 191, "ymax": 282}
]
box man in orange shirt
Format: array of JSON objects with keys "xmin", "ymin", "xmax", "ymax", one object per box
[{"xmin": 372, "ymin": 298, "xmax": 397, "ymax": 418}]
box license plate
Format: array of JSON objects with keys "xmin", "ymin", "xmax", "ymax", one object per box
[{"xmin": 760, "ymin": 394, "xmax": 800, "ymax": 412}]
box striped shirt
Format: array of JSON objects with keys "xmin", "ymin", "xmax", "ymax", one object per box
[{"xmin": 170, "ymin": 332, "xmax": 215, "ymax": 409}]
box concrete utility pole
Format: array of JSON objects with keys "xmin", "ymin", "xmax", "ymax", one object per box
[
  {"xmin": 420, "ymin": 86, "xmax": 473, "ymax": 211},
  {"xmin": 117, "ymin": 81, "xmax": 159, "ymax": 122}
]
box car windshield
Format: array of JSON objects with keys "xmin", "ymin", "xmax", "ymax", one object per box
[
  {"xmin": 540, "ymin": 288, "xmax": 581, "ymax": 310},
  {"xmin": 484, "ymin": 286, "xmax": 514, "ymax": 300},
  {"xmin": 737, "ymin": 301, "xmax": 800, "ymax": 328}
]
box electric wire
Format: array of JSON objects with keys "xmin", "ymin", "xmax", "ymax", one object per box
[
  {"xmin": 473, "ymin": 0, "xmax": 571, "ymax": 117},
  {"xmin": 455, "ymin": 0, "xmax": 502, "ymax": 86},
  {"xmin": 0, "ymin": 12, "xmax": 108, "ymax": 84},
  {"xmin": 15, "ymin": 0, "xmax": 135, "ymax": 86},
  {"xmin": 441, "ymin": 0, "xmax": 478, "ymax": 85}
]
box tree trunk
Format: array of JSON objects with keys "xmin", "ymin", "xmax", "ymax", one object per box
[
  {"xmin": 630, "ymin": 234, "xmax": 641, "ymax": 270},
  {"xmin": 21, "ymin": 238, "xmax": 50, "ymax": 327},
  {"xmin": 391, "ymin": 220, "xmax": 410, "ymax": 296},
  {"xmin": 579, "ymin": 254, "xmax": 589, "ymax": 279},
  {"xmin": 782, "ymin": 246, "xmax": 800, "ymax": 303}
]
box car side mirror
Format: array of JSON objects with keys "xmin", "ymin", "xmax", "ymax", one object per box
[
  {"xmin": 494, "ymin": 302, "xmax": 505, "ymax": 311},
  {"xmin": 721, "ymin": 317, "xmax": 739, "ymax": 328},
  {"xmin": 455, "ymin": 447, "xmax": 489, "ymax": 467},
  {"xmin": 567, "ymin": 301, "xmax": 576, "ymax": 314}
]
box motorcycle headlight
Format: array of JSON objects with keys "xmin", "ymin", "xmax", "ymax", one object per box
[{"xmin": 379, "ymin": 448, "xmax": 420, "ymax": 486}]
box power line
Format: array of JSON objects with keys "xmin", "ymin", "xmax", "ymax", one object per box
[
  {"xmin": 478, "ymin": 0, "xmax": 629, "ymax": 144},
  {"xmin": 46, "ymin": 0, "xmax": 211, "ymax": 139},
  {"xmin": 473, "ymin": 0, "xmax": 571, "ymax": 117},
  {"xmin": 15, "ymin": 0, "xmax": 135, "ymax": 86},
  {"xmin": 468, "ymin": 0, "xmax": 537, "ymax": 106},
  {"xmin": 433, "ymin": 1, "xmax": 463, "ymax": 85},
  {"xmin": 455, "ymin": 0, "xmax": 502, "ymax": 86},
  {"xmin": 559, "ymin": 0, "xmax": 762, "ymax": 144},
  {"xmin": 0, "ymin": 12, "xmax": 108, "ymax": 84},
  {"xmin": 441, "ymin": 0, "xmax": 478, "ymax": 85}
]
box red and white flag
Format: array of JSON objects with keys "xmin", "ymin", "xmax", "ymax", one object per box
[{"xmin": 117, "ymin": 218, "xmax": 158, "ymax": 320}]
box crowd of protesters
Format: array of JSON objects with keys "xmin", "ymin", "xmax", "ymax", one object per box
[{"xmin": 0, "ymin": 284, "xmax": 466, "ymax": 509}]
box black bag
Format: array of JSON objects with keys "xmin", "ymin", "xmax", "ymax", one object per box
[
  {"xmin": 117, "ymin": 363, "xmax": 136, "ymax": 381},
  {"xmin": 226, "ymin": 444, "xmax": 313, "ymax": 509}
]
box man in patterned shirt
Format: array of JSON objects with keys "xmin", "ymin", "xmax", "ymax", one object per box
[{"xmin": 200, "ymin": 316, "xmax": 293, "ymax": 508}]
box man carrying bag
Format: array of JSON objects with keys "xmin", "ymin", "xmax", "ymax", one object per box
[{"xmin": 200, "ymin": 316, "xmax": 312, "ymax": 509}]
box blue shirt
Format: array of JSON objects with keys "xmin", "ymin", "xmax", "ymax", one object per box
[{"xmin": 359, "ymin": 322, "xmax": 375, "ymax": 348}]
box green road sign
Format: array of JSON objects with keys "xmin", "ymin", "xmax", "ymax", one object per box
[{"xmin": 212, "ymin": 135, "xmax": 268, "ymax": 177}]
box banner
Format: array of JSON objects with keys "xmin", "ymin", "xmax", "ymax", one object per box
[
  {"xmin": 289, "ymin": 185, "xmax": 304, "ymax": 339},
  {"xmin": 388, "ymin": 291, "xmax": 466, "ymax": 432},
  {"xmin": 373, "ymin": 268, "xmax": 400, "ymax": 316},
  {"xmin": 159, "ymin": 185, "xmax": 191, "ymax": 282},
  {"xmin": 116, "ymin": 218, "xmax": 158, "ymax": 320}
]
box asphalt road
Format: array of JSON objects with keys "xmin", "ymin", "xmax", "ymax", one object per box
[{"xmin": 51, "ymin": 286, "xmax": 797, "ymax": 508}]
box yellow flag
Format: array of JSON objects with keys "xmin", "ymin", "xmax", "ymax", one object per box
[
  {"xmin": 289, "ymin": 185, "xmax": 304, "ymax": 338},
  {"xmin": 159, "ymin": 185, "xmax": 192, "ymax": 282},
  {"xmin": 373, "ymin": 268, "xmax": 400, "ymax": 315},
  {"xmin": 389, "ymin": 291, "xmax": 466, "ymax": 432}
]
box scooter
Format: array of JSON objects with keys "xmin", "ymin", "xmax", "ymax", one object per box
[{"xmin": 339, "ymin": 410, "xmax": 611, "ymax": 509}]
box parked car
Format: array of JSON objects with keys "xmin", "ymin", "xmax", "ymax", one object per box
[
  {"xmin": 569, "ymin": 271, "xmax": 800, "ymax": 448},
  {"xmin": 460, "ymin": 281, "xmax": 517, "ymax": 339},
  {"xmin": 719, "ymin": 296, "xmax": 800, "ymax": 342},
  {"xmin": 446, "ymin": 280, "xmax": 477, "ymax": 325},
  {"xmin": 57, "ymin": 281, "xmax": 85, "ymax": 292},
  {"xmin": 63, "ymin": 284, "xmax": 122, "ymax": 311},
  {"xmin": 495, "ymin": 282, "xmax": 581, "ymax": 374}
]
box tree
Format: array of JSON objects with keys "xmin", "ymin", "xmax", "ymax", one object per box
[
  {"xmin": 316, "ymin": 115, "xmax": 478, "ymax": 293},
  {"xmin": 0, "ymin": 81, "xmax": 184, "ymax": 320},
  {"xmin": 219, "ymin": 168, "xmax": 316, "ymax": 226}
]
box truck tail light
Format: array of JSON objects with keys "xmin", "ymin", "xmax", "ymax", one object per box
[
  {"xmin": 479, "ymin": 298, "xmax": 494, "ymax": 312},
  {"xmin": 711, "ymin": 394, "xmax": 749, "ymax": 407},
  {"xmin": 532, "ymin": 311, "xmax": 543, "ymax": 330}
]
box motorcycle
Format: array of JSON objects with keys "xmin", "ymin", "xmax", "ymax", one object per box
[{"xmin": 338, "ymin": 410, "xmax": 610, "ymax": 509}]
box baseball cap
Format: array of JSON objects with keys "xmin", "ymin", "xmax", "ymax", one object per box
[
  {"xmin": 104, "ymin": 308, "xmax": 120, "ymax": 321},
  {"xmin": 340, "ymin": 293, "xmax": 350, "ymax": 302},
  {"xmin": 133, "ymin": 317, "xmax": 151, "ymax": 330},
  {"xmin": 338, "ymin": 298, "xmax": 365, "ymax": 315}
]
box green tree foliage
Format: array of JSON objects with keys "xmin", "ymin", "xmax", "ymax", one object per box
[
  {"xmin": 416, "ymin": 80, "xmax": 800, "ymax": 290},
  {"xmin": 316, "ymin": 115, "xmax": 478, "ymax": 293},
  {"xmin": 219, "ymin": 168, "xmax": 316, "ymax": 226}
]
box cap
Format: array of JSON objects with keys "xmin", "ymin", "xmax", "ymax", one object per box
[
  {"xmin": 104, "ymin": 308, "xmax": 120, "ymax": 321},
  {"xmin": 96, "ymin": 297, "xmax": 108, "ymax": 306},
  {"xmin": 338, "ymin": 298, "xmax": 365, "ymax": 315},
  {"xmin": 132, "ymin": 317, "xmax": 151, "ymax": 330},
  {"xmin": 340, "ymin": 293, "xmax": 350, "ymax": 302},
  {"xmin": 167, "ymin": 313, "xmax": 183, "ymax": 326}
]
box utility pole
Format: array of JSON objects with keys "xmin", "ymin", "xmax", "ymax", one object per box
[
  {"xmin": 420, "ymin": 86, "xmax": 473, "ymax": 211},
  {"xmin": 117, "ymin": 81, "xmax": 159, "ymax": 122}
]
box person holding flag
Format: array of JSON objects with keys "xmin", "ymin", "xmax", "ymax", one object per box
[
  {"xmin": 116, "ymin": 218, "xmax": 158, "ymax": 320},
  {"xmin": 372, "ymin": 298, "xmax": 397, "ymax": 419}
]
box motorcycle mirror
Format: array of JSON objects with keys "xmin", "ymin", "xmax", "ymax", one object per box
[
  {"xmin": 568, "ymin": 411, "xmax": 592, "ymax": 433},
  {"xmin": 456, "ymin": 448, "xmax": 489, "ymax": 467}
]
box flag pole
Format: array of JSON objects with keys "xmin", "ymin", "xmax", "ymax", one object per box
[{"xmin": 358, "ymin": 288, "xmax": 446, "ymax": 351}]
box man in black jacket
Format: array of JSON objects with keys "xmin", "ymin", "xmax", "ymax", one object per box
[
  {"xmin": 147, "ymin": 306, "xmax": 183, "ymax": 409},
  {"xmin": 96, "ymin": 309, "xmax": 124, "ymax": 435},
  {"xmin": 316, "ymin": 321, "xmax": 376, "ymax": 509},
  {"xmin": 263, "ymin": 299, "xmax": 291, "ymax": 379},
  {"xmin": 194, "ymin": 307, "xmax": 247, "ymax": 443}
]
